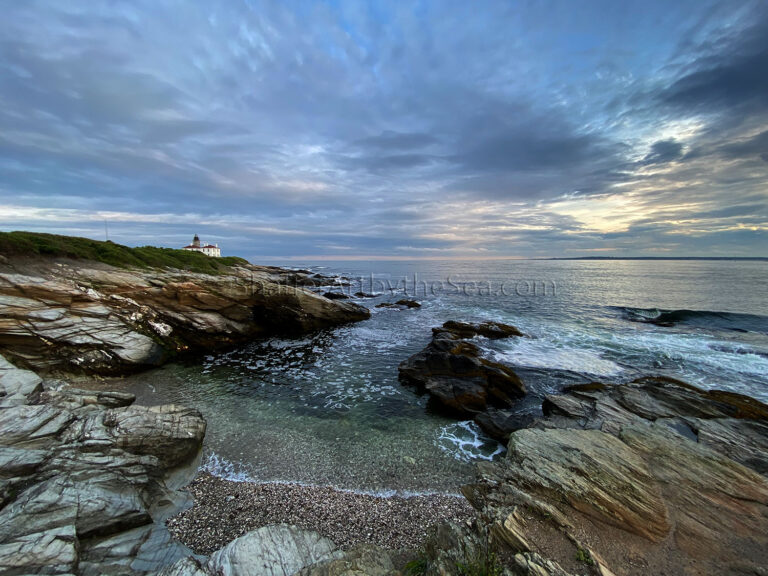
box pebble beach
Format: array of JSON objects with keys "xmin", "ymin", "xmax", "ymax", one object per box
[{"xmin": 167, "ymin": 473, "xmax": 475, "ymax": 555}]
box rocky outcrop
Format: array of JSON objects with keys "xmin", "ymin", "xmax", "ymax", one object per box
[
  {"xmin": 0, "ymin": 355, "xmax": 206, "ymax": 575},
  {"xmin": 399, "ymin": 321, "xmax": 525, "ymax": 435},
  {"xmin": 375, "ymin": 299, "xmax": 421, "ymax": 309},
  {"xmin": 157, "ymin": 525, "xmax": 398, "ymax": 576},
  {"xmin": 0, "ymin": 259, "xmax": 370, "ymax": 374},
  {"xmin": 459, "ymin": 377, "xmax": 768, "ymax": 576}
]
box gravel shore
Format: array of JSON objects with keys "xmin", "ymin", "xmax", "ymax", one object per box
[{"xmin": 167, "ymin": 473, "xmax": 475, "ymax": 555}]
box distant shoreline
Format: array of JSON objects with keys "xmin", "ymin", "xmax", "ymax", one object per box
[{"xmin": 544, "ymin": 256, "xmax": 767, "ymax": 261}]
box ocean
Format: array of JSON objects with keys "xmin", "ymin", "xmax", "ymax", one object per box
[{"xmin": 98, "ymin": 259, "xmax": 768, "ymax": 495}]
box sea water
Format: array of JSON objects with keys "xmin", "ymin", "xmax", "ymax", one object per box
[{"xmin": 99, "ymin": 259, "xmax": 768, "ymax": 494}]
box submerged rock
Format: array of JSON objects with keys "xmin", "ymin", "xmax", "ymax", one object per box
[
  {"xmin": 0, "ymin": 259, "xmax": 370, "ymax": 375},
  {"xmin": 375, "ymin": 299, "xmax": 421, "ymax": 309},
  {"xmin": 399, "ymin": 321, "xmax": 525, "ymax": 437},
  {"xmin": 322, "ymin": 291, "xmax": 350, "ymax": 300}
]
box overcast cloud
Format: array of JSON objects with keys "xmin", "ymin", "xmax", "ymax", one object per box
[{"xmin": 0, "ymin": 0, "xmax": 766, "ymax": 259}]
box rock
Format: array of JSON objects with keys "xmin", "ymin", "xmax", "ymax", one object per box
[
  {"xmin": 101, "ymin": 405, "xmax": 206, "ymax": 468},
  {"xmin": 437, "ymin": 320, "xmax": 524, "ymax": 339},
  {"xmin": 375, "ymin": 299, "xmax": 420, "ymax": 309},
  {"xmin": 204, "ymin": 525, "xmax": 340, "ymax": 576},
  {"xmin": 0, "ymin": 354, "xmax": 207, "ymax": 576},
  {"xmin": 0, "ymin": 469, "xmax": 151, "ymax": 542},
  {"xmin": 399, "ymin": 326, "xmax": 525, "ymax": 427},
  {"xmin": 0, "ymin": 525, "xmax": 78, "ymax": 575},
  {"xmin": 298, "ymin": 544, "xmax": 396, "ymax": 576},
  {"xmin": 0, "ymin": 354, "xmax": 42, "ymax": 407},
  {"xmin": 461, "ymin": 378, "xmax": 768, "ymax": 575},
  {"xmin": 0, "ymin": 404, "xmax": 75, "ymax": 448},
  {"xmin": 474, "ymin": 408, "xmax": 536, "ymax": 443},
  {"xmin": 512, "ymin": 552, "xmax": 575, "ymax": 576},
  {"xmin": 0, "ymin": 447, "xmax": 47, "ymax": 478},
  {"xmin": 322, "ymin": 292, "xmax": 350, "ymax": 300},
  {"xmin": 156, "ymin": 556, "xmax": 210, "ymax": 576},
  {"xmin": 353, "ymin": 292, "xmax": 376, "ymax": 298},
  {"xmin": 0, "ymin": 261, "xmax": 370, "ymax": 375},
  {"xmin": 502, "ymin": 428, "xmax": 672, "ymax": 542}
]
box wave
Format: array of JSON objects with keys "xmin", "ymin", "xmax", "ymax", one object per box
[
  {"xmin": 615, "ymin": 307, "xmax": 768, "ymax": 334},
  {"xmin": 200, "ymin": 451, "xmax": 464, "ymax": 498}
]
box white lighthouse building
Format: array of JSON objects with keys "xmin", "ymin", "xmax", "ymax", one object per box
[{"xmin": 182, "ymin": 234, "xmax": 221, "ymax": 257}]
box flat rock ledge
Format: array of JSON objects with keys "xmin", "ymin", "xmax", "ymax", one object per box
[
  {"xmin": 0, "ymin": 354, "xmax": 206, "ymax": 575},
  {"xmin": 0, "ymin": 259, "xmax": 369, "ymax": 375},
  {"xmin": 442, "ymin": 376, "xmax": 768, "ymax": 576}
]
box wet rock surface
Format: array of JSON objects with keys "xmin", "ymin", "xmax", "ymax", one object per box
[
  {"xmin": 0, "ymin": 355, "xmax": 206, "ymax": 575},
  {"xmin": 375, "ymin": 299, "xmax": 421, "ymax": 309},
  {"xmin": 399, "ymin": 321, "xmax": 526, "ymax": 438},
  {"xmin": 0, "ymin": 258, "xmax": 370, "ymax": 375}
]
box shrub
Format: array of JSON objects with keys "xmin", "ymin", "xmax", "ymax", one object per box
[{"xmin": 0, "ymin": 231, "xmax": 248, "ymax": 274}]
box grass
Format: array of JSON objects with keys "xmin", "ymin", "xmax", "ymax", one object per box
[
  {"xmin": 0, "ymin": 231, "xmax": 248, "ymax": 274},
  {"xmin": 404, "ymin": 558, "xmax": 428, "ymax": 576},
  {"xmin": 456, "ymin": 551, "xmax": 502, "ymax": 576}
]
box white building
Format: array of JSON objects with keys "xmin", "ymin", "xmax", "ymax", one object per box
[{"xmin": 182, "ymin": 234, "xmax": 221, "ymax": 257}]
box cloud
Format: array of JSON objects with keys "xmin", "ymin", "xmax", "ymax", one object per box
[
  {"xmin": 643, "ymin": 140, "xmax": 684, "ymax": 164},
  {"xmin": 0, "ymin": 0, "xmax": 765, "ymax": 258}
]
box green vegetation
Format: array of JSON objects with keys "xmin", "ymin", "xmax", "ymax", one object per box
[
  {"xmin": 403, "ymin": 557, "xmax": 428, "ymax": 576},
  {"xmin": 456, "ymin": 551, "xmax": 502, "ymax": 576},
  {"xmin": 0, "ymin": 231, "xmax": 248, "ymax": 274},
  {"xmin": 575, "ymin": 547, "xmax": 595, "ymax": 566}
]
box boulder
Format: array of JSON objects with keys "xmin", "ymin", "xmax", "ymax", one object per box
[
  {"xmin": 160, "ymin": 525, "xmax": 342, "ymax": 576},
  {"xmin": 399, "ymin": 325, "xmax": 525, "ymax": 429}
]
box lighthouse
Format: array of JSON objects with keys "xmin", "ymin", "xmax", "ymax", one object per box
[{"xmin": 182, "ymin": 234, "xmax": 221, "ymax": 257}]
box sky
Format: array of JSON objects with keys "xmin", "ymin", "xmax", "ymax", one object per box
[{"xmin": 0, "ymin": 0, "xmax": 766, "ymax": 260}]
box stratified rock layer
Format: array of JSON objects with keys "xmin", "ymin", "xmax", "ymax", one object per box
[
  {"xmin": 0, "ymin": 260, "xmax": 370, "ymax": 374},
  {"xmin": 0, "ymin": 355, "xmax": 206, "ymax": 575},
  {"xmin": 461, "ymin": 377, "xmax": 768, "ymax": 576}
]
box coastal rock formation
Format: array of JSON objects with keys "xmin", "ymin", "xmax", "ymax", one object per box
[
  {"xmin": 399, "ymin": 321, "xmax": 526, "ymax": 434},
  {"xmin": 0, "ymin": 258, "xmax": 369, "ymax": 375},
  {"xmin": 157, "ymin": 525, "xmax": 398, "ymax": 576},
  {"xmin": 459, "ymin": 377, "xmax": 768, "ymax": 576},
  {"xmin": 375, "ymin": 299, "xmax": 421, "ymax": 309},
  {"xmin": 0, "ymin": 354, "xmax": 206, "ymax": 575}
]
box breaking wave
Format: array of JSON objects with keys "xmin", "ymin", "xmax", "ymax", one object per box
[{"xmin": 616, "ymin": 307, "xmax": 768, "ymax": 334}]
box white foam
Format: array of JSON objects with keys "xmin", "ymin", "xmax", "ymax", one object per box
[
  {"xmin": 201, "ymin": 452, "xmax": 464, "ymax": 498},
  {"xmin": 494, "ymin": 338, "xmax": 623, "ymax": 377},
  {"xmin": 200, "ymin": 452, "xmax": 254, "ymax": 482},
  {"xmin": 435, "ymin": 421, "xmax": 505, "ymax": 463}
]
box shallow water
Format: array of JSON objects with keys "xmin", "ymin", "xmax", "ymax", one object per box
[{"xmin": 94, "ymin": 259, "xmax": 768, "ymax": 494}]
